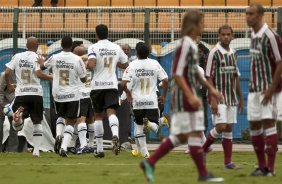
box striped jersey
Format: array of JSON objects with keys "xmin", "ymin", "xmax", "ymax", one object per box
[
  {"xmin": 171, "ymin": 36, "xmax": 201, "ymax": 112},
  {"xmin": 205, "ymin": 43, "xmax": 240, "ymax": 106},
  {"xmin": 249, "ymin": 23, "xmax": 282, "ymax": 92}
]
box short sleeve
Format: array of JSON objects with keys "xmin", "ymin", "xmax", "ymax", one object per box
[
  {"xmin": 205, "ymin": 49, "xmax": 216, "ymax": 77},
  {"xmin": 44, "ymin": 55, "xmax": 54, "ymax": 69},
  {"xmin": 122, "ymin": 65, "xmax": 133, "ymax": 81},
  {"xmin": 157, "ymin": 63, "xmax": 168, "ymax": 81},
  {"xmin": 87, "ymin": 46, "xmax": 96, "ymax": 60},
  {"xmin": 5, "ymin": 55, "xmax": 18, "ymax": 70},
  {"xmin": 119, "ymin": 48, "xmax": 128, "ymax": 64},
  {"xmin": 172, "ymin": 37, "xmax": 190, "ymax": 76},
  {"xmin": 77, "ymin": 58, "xmax": 87, "ymax": 78},
  {"xmin": 35, "ymin": 62, "xmax": 41, "ymax": 71}
]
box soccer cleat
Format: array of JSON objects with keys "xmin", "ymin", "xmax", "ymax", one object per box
[
  {"xmin": 163, "ymin": 114, "xmax": 170, "ymax": 128},
  {"xmin": 198, "ymin": 173, "xmax": 224, "ymax": 182},
  {"xmin": 132, "ymin": 149, "xmax": 142, "ymax": 157},
  {"xmin": 59, "ymin": 148, "xmax": 69, "ymax": 158},
  {"xmin": 249, "ymin": 168, "xmax": 267, "ymax": 176},
  {"xmin": 143, "ymin": 117, "xmax": 150, "ymax": 133},
  {"xmin": 54, "ymin": 135, "xmax": 63, "ymax": 154},
  {"xmin": 77, "ymin": 146, "xmax": 90, "ymax": 155},
  {"xmin": 94, "ymin": 151, "xmax": 105, "ymax": 158},
  {"xmin": 88, "ymin": 147, "xmax": 95, "ymax": 153},
  {"xmin": 140, "ymin": 160, "xmax": 155, "ymax": 182},
  {"xmin": 225, "ymin": 163, "xmax": 242, "ymax": 170},
  {"xmin": 32, "ymin": 152, "xmax": 40, "ymax": 158},
  {"xmin": 67, "ymin": 147, "xmax": 77, "ymax": 154},
  {"xmin": 265, "ymin": 170, "xmax": 275, "ymax": 177},
  {"xmin": 112, "ymin": 136, "xmax": 120, "ymax": 155}
]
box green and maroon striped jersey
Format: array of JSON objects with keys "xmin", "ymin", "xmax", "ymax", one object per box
[
  {"xmin": 205, "ymin": 43, "xmax": 239, "ymax": 106},
  {"xmin": 171, "ymin": 36, "xmax": 202, "ymax": 113},
  {"xmin": 249, "ymin": 23, "xmax": 282, "ymax": 92}
]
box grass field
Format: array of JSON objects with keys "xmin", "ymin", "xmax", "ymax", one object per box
[{"xmin": 0, "ymin": 151, "xmax": 281, "ymax": 184}]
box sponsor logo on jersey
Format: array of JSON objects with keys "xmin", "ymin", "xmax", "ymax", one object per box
[
  {"xmin": 135, "ymin": 101, "xmax": 154, "ymax": 106},
  {"xmin": 95, "ymin": 81, "xmax": 114, "ymax": 86},
  {"xmin": 56, "ymin": 93, "xmax": 75, "ymax": 100},
  {"xmin": 19, "ymin": 59, "xmax": 34, "ymax": 68},
  {"xmin": 220, "ymin": 66, "xmax": 237, "ymax": 74},
  {"xmin": 20, "ymin": 87, "xmax": 38, "ymax": 92},
  {"xmin": 99, "ymin": 48, "xmax": 117, "ymax": 56},
  {"xmin": 135, "ymin": 69, "xmax": 154, "ymax": 77},
  {"xmin": 56, "ymin": 60, "xmax": 74, "ymax": 69}
]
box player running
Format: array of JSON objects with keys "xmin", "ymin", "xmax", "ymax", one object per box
[
  {"xmin": 87, "ymin": 24, "xmax": 128, "ymax": 157},
  {"xmin": 246, "ymin": 4, "xmax": 282, "ymax": 176},
  {"xmin": 203, "ymin": 25, "xmax": 244, "ymax": 169},
  {"xmin": 140, "ymin": 11, "xmax": 224, "ymax": 182},
  {"xmin": 5, "ymin": 37, "xmax": 52, "ymax": 157}
]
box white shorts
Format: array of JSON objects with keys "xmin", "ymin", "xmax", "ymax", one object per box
[
  {"xmin": 247, "ymin": 92, "xmax": 277, "ymax": 121},
  {"xmin": 212, "ymin": 104, "xmax": 237, "ymax": 125},
  {"xmin": 277, "ymin": 92, "xmax": 282, "ymax": 121},
  {"xmin": 170, "ymin": 111, "xmax": 205, "ymax": 135}
]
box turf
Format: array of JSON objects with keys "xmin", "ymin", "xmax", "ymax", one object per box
[{"xmin": 0, "ymin": 151, "xmax": 281, "ymax": 184}]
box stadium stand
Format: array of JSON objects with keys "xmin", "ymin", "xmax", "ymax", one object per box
[
  {"xmin": 157, "ymin": 12, "xmax": 181, "ymax": 32},
  {"xmin": 65, "ymin": 13, "xmax": 87, "ymax": 32},
  {"xmin": 19, "ymin": 0, "xmax": 34, "ymax": 6},
  {"xmin": 204, "ymin": 0, "xmax": 226, "ymax": 6},
  {"xmin": 180, "ymin": 0, "xmax": 202, "ymax": 6},
  {"xmin": 111, "ymin": 0, "xmax": 133, "ymax": 6},
  {"xmin": 18, "ymin": 12, "xmax": 40, "ymax": 32},
  {"xmin": 227, "ymin": 12, "xmax": 246, "ymax": 32},
  {"xmin": 0, "ymin": 12, "xmax": 13, "ymax": 32},
  {"xmin": 42, "ymin": 0, "xmax": 64, "ymax": 6},
  {"xmin": 88, "ymin": 12, "xmax": 110, "ymax": 30},
  {"xmin": 41, "ymin": 13, "xmax": 64, "ymax": 32},
  {"xmin": 157, "ymin": 0, "xmax": 180, "ymax": 6},
  {"xmin": 264, "ymin": 12, "xmax": 277, "ymax": 30},
  {"xmin": 2, "ymin": 0, "xmax": 18, "ymax": 6},
  {"xmin": 111, "ymin": 12, "xmax": 133, "ymax": 32},
  {"xmin": 273, "ymin": 0, "xmax": 282, "ymax": 6},
  {"xmin": 88, "ymin": 0, "xmax": 111, "ymax": 6},
  {"xmin": 203, "ymin": 12, "xmax": 227, "ymax": 32},
  {"xmin": 65, "ymin": 0, "xmax": 88, "ymax": 7},
  {"xmin": 249, "ymin": 0, "xmax": 272, "ymax": 6},
  {"xmin": 226, "ymin": 0, "xmax": 248, "ymax": 6},
  {"xmin": 135, "ymin": 0, "xmax": 157, "ymax": 6},
  {"xmin": 134, "ymin": 12, "xmax": 157, "ymax": 30}
]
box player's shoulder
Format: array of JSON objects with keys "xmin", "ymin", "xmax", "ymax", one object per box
[{"xmin": 264, "ymin": 27, "xmax": 281, "ymax": 42}]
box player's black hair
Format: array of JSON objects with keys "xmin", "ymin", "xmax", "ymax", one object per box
[
  {"xmin": 218, "ymin": 24, "xmax": 233, "ymax": 34},
  {"xmin": 71, "ymin": 40, "xmax": 83, "ymax": 52},
  {"xmin": 96, "ymin": 24, "xmax": 108, "ymax": 40},
  {"xmin": 61, "ymin": 36, "xmax": 73, "ymax": 49},
  {"xmin": 250, "ymin": 3, "xmax": 264, "ymax": 16},
  {"xmin": 136, "ymin": 42, "xmax": 149, "ymax": 59}
]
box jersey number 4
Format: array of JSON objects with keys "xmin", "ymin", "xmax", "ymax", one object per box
[
  {"xmin": 140, "ymin": 78, "xmax": 150, "ymax": 95},
  {"xmin": 104, "ymin": 57, "xmax": 113, "ymax": 74}
]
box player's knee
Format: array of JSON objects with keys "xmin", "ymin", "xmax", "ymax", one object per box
[
  {"xmin": 262, "ymin": 120, "xmax": 276, "ymax": 129},
  {"xmin": 215, "ymin": 123, "xmax": 226, "ymax": 133},
  {"xmin": 106, "ymin": 108, "xmax": 117, "ymax": 116},
  {"xmin": 249, "ymin": 121, "xmax": 262, "ymax": 130},
  {"xmin": 224, "ymin": 124, "xmax": 233, "ymax": 132},
  {"xmin": 176, "ymin": 134, "xmax": 188, "ymax": 143}
]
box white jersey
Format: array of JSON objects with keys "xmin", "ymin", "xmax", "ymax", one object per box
[
  {"xmin": 122, "ymin": 58, "xmax": 167, "ymax": 110},
  {"xmin": 88, "ymin": 39, "xmax": 128, "ymax": 90},
  {"xmin": 79, "ymin": 70, "xmax": 92, "ymax": 99},
  {"xmin": 44, "ymin": 51, "xmax": 86, "ymax": 102},
  {"xmin": 5, "ymin": 51, "xmax": 43, "ymax": 97}
]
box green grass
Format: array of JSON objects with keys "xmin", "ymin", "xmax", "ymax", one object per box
[{"xmin": 0, "ymin": 151, "xmax": 282, "ymax": 184}]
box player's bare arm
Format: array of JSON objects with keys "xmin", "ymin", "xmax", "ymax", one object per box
[
  {"xmin": 35, "ymin": 70, "xmax": 53, "ymax": 81},
  {"xmin": 262, "ymin": 61, "xmax": 282, "ymax": 105},
  {"xmin": 87, "ymin": 58, "xmax": 96, "ymax": 70},
  {"xmin": 159, "ymin": 78, "xmax": 168, "ymax": 104},
  {"xmin": 117, "ymin": 62, "xmax": 129, "ymax": 69},
  {"xmin": 4, "ymin": 68, "xmax": 15, "ymax": 93},
  {"xmin": 120, "ymin": 80, "xmax": 133, "ymax": 102},
  {"xmin": 236, "ymin": 76, "xmax": 244, "ymax": 113}
]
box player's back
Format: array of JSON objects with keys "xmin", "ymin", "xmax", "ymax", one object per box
[
  {"xmin": 88, "ymin": 40, "xmax": 127, "ymax": 90},
  {"xmin": 48, "ymin": 51, "xmax": 86, "ymax": 102},
  {"xmin": 6, "ymin": 51, "xmax": 43, "ymax": 97}
]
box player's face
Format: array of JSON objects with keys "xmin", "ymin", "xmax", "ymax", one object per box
[
  {"xmin": 196, "ymin": 18, "xmax": 204, "ymax": 35},
  {"xmin": 122, "ymin": 46, "xmax": 131, "ymax": 57},
  {"xmin": 246, "ymin": 7, "xmax": 261, "ymax": 27},
  {"xmin": 219, "ymin": 29, "xmax": 233, "ymax": 46}
]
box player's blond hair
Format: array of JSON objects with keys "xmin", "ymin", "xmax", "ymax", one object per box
[{"xmin": 181, "ymin": 10, "xmax": 203, "ymax": 37}]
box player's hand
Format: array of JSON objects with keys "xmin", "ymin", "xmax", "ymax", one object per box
[
  {"xmin": 6, "ymin": 84, "xmax": 15, "ymax": 93},
  {"xmin": 238, "ymin": 97, "xmax": 244, "ymax": 114},
  {"xmin": 158, "ymin": 96, "xmax": 165, "ymax": 104},
  {"xmin": 210, "ymin": 98, "xmax": 218, "ymax": 114},
  {"xmin": 187, "ymin": 96, "xmax": 201, "ymax": 110},
  {"xmin": 262, "ymin": 88, "xmax": 274, "ymax": 105},
  {"xmin": 37, "ymin": 56, "xmax": 45, "ymax": 66},
  {"xmin": 126, "ymin": 91, "xmax": 133, "ymax": 103}
]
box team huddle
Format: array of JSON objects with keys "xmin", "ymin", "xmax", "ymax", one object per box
[{"xmin": 3, "ymin": 3, "xmax": 282, "ymax": 183}]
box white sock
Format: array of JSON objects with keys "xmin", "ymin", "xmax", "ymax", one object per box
[
  {"xmin": 94, "ymin": 120, "xmax": 104, "ymax": 153},
  {"xmin": 108, "ymin": 114, "xmax": 119, "ymax": 138},
  {"xmin": 88, "ymin": 123, "xmax": 95, "ymax": 147},
  {"xmin": 188, "ymin": 137, "xmax": 202, "ymax": 147},
  {"xmin": 159, "ymin": 117, "xmax": 165, "ymax": 126},
  {"xmin": 56, "ymin": 117, "xmax": 65, "ymax": 137},
  {"xmin": 33, "ymin": 124, "xmax": 43, "ymax": 155},
  {"xmin": 12, "ymin": 119, "xmax": 24, "ymax": 131},
  {"xmin": 148, "ymin": 121, "xmax": 159, "ymax": 134},
  {"xmin": 201, "ymin": 131, "xmax": 207, "ymax": 144},
  {"xmin": 61, "ymin": 125, "xmax": 74, "ymax": 151},
  {"xmin": 134, "ymin": 122, "xmax": 141, "ymax": 154},
  {"xmin": 78, "ymin": 122, "xmax": 87, "ymax": 148},
  {"xmin": 210, "ymin": 128, "xmax": 220, "ymax": 139},
  {"xmin": 69, "ymin": 124, "xmax": 78, "ymax": 147},
  {"xmin": 136, "ymin": 124, "xmax": 149, "ymax": 157}
]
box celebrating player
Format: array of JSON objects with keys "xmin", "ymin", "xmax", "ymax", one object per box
[
  {"xmin": 121, "ymin": 42, "xmax": 168, "ymax": 158},
  {"xmin": 140, "ymin": 11, "xmax": 224, "ymax": 182},
  {"xmin": 203, "ymin": 25, "xmax": 244, "ymax": 169},
  {"xmin": 246, "ymin": 4, "xmax": 282, "ymax": 176},
  {"xmin": 87, "ymin": 24, "xmax": 128, "ymax": 157},
  {"xmin": 5, "ymin": 37, "xmax": 52, "ymax": 157},
  {"xmin": 40, "ymin": 36, "xmax": 87, "ymax": 157}
]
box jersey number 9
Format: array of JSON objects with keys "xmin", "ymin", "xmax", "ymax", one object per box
[{"xmin": 21, "ymin": 69, "xmax": 31, "ymax": 85}]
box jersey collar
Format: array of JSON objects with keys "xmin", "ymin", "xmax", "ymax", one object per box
[
  {"xmin": 251, "ymin": 23, "xmax": 268, "ymax": 38},
  {"xmin": 216, "ymin": 42, "xmax": 234, "ymax": 55}
]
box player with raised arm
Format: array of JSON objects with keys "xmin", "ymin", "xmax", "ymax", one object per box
[
  {"xmin": 5, "ymin": 37, "xmax": 52, "ymax": 157},
  {"xmin": 39, "ymin": 36, "xmax": 87, "ymax": 157},
  {"xmin": 87, "ymin": 24, "xmax": 128, "ymax": 157},
  {"xmin": 246, "ymin": 4, "xmax": 282, "ymax": 176},
  {"xmin": 203, "ymin": 25, "xmax": 244, "ymax": 169},
  {"xmin": 121, "ymin": 42, "xmax": 168, "ymax": 158},
  {"xmin": 140, "ymin": 11, "xmax": 224, "ymax": 182}
]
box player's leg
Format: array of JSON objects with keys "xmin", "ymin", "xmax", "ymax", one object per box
[
  {"xmin": 67, "ymin": 123, "xmax": 78, "ymax": 154},
  {"xmin": 11, "ymin": 97, "xmax": 25, "ymax": 131},
  {"xmin": 76, "ymin": 98, "xmax": 89, "ymax": 154},
  {"xmin": 30, "ymin": 96, "xmax": 44, "ymax": 157},
  {"xmin": 86, "ymin": 99, "xmax": 95, "ymax": 150},
  {"xmin": 132, "ymin": 122, "xmax": 142, "ymax": 157},
  {"xmin": 222, "ymin": 124, "xmax": 235, "ymax": 169}
]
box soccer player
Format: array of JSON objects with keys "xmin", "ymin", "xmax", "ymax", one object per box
[
  {"xmin": 73, "ymin": 46, "xmax": 95, "ymax": 154},
  {"xmin": 140, "ymin": 11, "xmax": 224, "ymax": 182},
  {"xmin": 203, "ymin": 25, "xmax": 244, "ymax": 169},
  {"xmin": 246, "ymin": 4, "xmax": 282, "ymax": 176},
  {"xmin": 40, "ymin": 36, "xmax": 87, "ymax": 157},
  {"xmin": 87, "ymin": 24, "xmax": 128, "ymax": 157},
  {"xmin": 5, "ymin": 37, "xmax": 52, "ymax": 157},
  {"xmin": 121, "ymin": 42, "xmax": 168, "ymax": 158}
]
